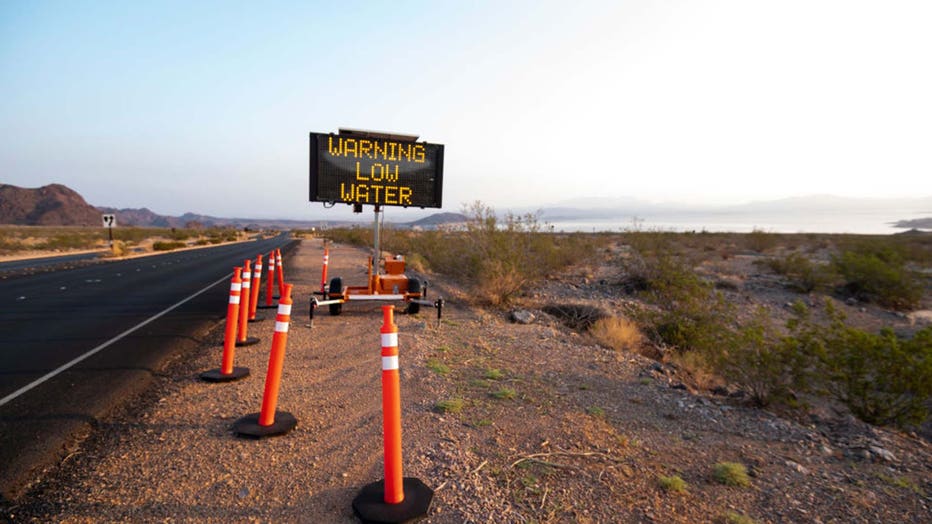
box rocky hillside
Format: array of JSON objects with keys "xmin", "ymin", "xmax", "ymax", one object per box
[{"xmin": 0, "ymin": 183, "xmax": 101, "ymax": 226}]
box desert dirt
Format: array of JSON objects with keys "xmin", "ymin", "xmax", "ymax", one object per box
[{"xmin": 3, "ymin": 236, "xmax": 930, "ymax": 523}]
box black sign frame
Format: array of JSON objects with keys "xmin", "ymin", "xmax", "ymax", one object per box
[{"xmin": 309, "ymin": 132, "xmax": 444, "ymax": 209}]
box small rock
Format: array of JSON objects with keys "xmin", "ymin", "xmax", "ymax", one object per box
[
  {"xmin": 670, "ymin": 382, "xmax": 687, "ymax": 390},
  {"xmin": 820, "ymin": 445, "xmax": 834, "ymax": 456},
  {"xmin": 785, "ymin": 460, "xmax": 809, "ymax": 475},
  {"xmin": 868, "ymin": 445, "xmax": 896, "ymax": 462},
  {"xmin": 845, "ymin": 297, "xmax": 858, "ymax": 306},
  {"xmin": 509, "ymin": 309, "xmax": 536, "ymax": 324}
]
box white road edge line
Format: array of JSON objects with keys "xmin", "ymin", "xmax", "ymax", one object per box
[{"xmin": 0, "ymin": 272, "xmax": 232, "ymax": 407}]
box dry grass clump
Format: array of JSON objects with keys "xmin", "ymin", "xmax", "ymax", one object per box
[
  {"xmin": 712, "ymin": 462, "xmax": 751, "ymax": 487},
  {"xmin": 657, "ymin": 474, "xmax": 688, "ymax": 493},
  {"xmin": 590, "ymin": 316, "xmax": 644, "ymax": 354}
]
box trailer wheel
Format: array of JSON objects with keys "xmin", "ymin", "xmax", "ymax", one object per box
[
  {"xmin": 406, "ymin": 278, "xmax": 421, "ymax": 314},
  {"xmin": 328, "ymin": 277, "xmax": 343, "ymax": 315}
]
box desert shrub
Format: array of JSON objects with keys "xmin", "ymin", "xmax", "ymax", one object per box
[
  {"xmin": 167, "ymin": 228, "xmax": 195, "ymax": 241},
  {"xmin": 658, "ymin": 475, "xmax": 688, "ymax": 493},
  {"xmin": 711, "ymin": 304, "xmax": 818, "ymax": 406},
  {"xmin": 745, "ymin": 228, "xmax": 777, "ymax": 253},
  {"xmin": 625, "ymin": 246, "xmax": 742, "ymax": 372},
  {"xmin": 426, "ymin": 358, "xmax": 450, "ymax": 375},
  {"xmin": 322, "ymin": 226, "xmax": 371, "ymax": 247},
  {"xmin": 108, "ymin": 240, "xmax": 128, "ymax": 257},
  {"xmin": 813, "ymin": 303, "xmax": 932, "ymax": 426},
  {"xmin": 384, "ymin": 202, "xmax": 600, "ymax": 306},
  {"xmin": 722, "ymin": 511, "xmax": 757, "ymax": 524},
  {"xmin": 590, "ymin": 316, "xmax": 644, "ymax": 353},
  {"xmin": 484, "ymin": 368, "xmax": 504, "ymax": 380},
  {"xmin": 762, "ymin": 253, "xmax": 836, "ymax": 293},
  {"xmin": 712, "ymin": 462, "xmax": 750, "ymax": 487},
  {"xmin": 434, "ymin": 398, "xmax": 464, "ymax": 413},
  {"xmin": 491, "ymin": 387, "xmax": 516, "ymax": 400},
  {"xmin": 152, "ymin": 241, "xmax": 186, "ymax": 251},
  {"xmin": 833, "ymin": 245, "xmax": 923, "ymax": 310},
  {"xmin": 543, "ymin": 304, "xmax": 608, "ymax": 331},
  {"xmin": 38, "ymin": 233, "xmax": 100, "ymax": 251}
]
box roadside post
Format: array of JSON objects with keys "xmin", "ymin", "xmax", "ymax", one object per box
[
  {"xmin": 352, "ymin": 305, "xmax": 433, "ymax": 523},
  {"xmin": 236, "ymin": 259, "xmax": 260, "ymax": 347},
  {"xmin": 248, "ymin": 254, "xmax": 264, "ymax": 322},
  {"xmin": 200, "ymin": 268, "xmax": 250, "ymax": 382},
  {"xmin": 233, "ymin": 283, "xmax": 298, "ymax": 438},
  {"xmin": 101, "ymin": 213, "xmax": 116, "ymax": 250}
]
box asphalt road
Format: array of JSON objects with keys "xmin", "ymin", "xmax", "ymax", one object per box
[{"xmin": 0, "ymin": 234, "xmax": 297, "ymax": 500}]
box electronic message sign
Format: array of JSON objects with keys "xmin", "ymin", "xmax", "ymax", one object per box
[{"xmin": 309, "ymin": 132, "xmax": 444, "ymax": 209}]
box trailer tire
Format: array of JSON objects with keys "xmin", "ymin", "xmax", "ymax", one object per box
[
  {"xmin": 406, "ymin": 278, "xmax": 422, "ymax": 315},
  {"xmin": 328, "ymin": 277, "xmax": 343, "ymax": 316}
]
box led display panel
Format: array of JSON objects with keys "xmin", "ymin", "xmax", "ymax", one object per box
[{"xmin": 309, "ymin": 132, "xmax": 444, "ymax": 208}]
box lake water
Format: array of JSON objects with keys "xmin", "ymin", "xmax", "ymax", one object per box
[{"xmin": 547, "ymin": 209, "xmax": 930, "ymax": 235}]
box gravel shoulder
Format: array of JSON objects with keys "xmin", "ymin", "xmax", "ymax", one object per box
[{"xmin": 3, "ymin": 237, "xmax": 930, "ymax": 523}]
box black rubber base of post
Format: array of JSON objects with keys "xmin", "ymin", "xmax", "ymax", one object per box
[
  {"xmin": 352, "ymin": 477, "xmax": 434, "ymax": 524},
  {"xmin": 257, "ymin": 304, "xmax": 277, "ymax": 309},
  {"xmin": 235, "ymin": 336, "xmax": 260, "ymax": 347},
  {"xmin": 247, "ymin": 316, "xmax": 266, "ymax": 323},
  {"xmin": 233, "ymin": 411, "xmax": 297, "ymax": 439},
  {"xmin": 199, "ymin": 367, "xmax": 249, "ymax": 382}
]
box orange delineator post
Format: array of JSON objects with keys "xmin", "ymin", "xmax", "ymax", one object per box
[
  {"xmin": 259, "ymin": 283, "xmax": 293, "ymax": 426},
  {"xmin": 223, "ymin": 269, "xmax": 243, "ymax": 373},
  {"xmin": 199, "ymin": 268, "xmax": 249, "ymax": 382},
  {"xmin": 249, "ymin": 254, "xmax": 262, "ymax": 320},
  {"xmin": 320, "ymin": 245, "xmax": 329, "ymax": 294},
  {"xmin": 232, "ymin": 283, "xmax": 298, "ymax": 438},
  {"xmin": 380, "ymin": 305, "xmax": 404, "ymax": 504},
  {"xmin": 351, "ymin": 306, "xmax": 433, "ymax": 521},
  {"xmin": 276, "ymin": 249, "xmax": 285, "ymax": 297},
  {"xmin": 264, "ymin": 249, "xmax": 276, "ymax": 305},
  {"xmin": 235, "ymin": 259, "xmax": 259, "ymax": 346}
]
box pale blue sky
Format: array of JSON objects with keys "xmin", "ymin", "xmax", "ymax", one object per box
[{"xmin": 2, "ymin": 1, "xmax": 930, "ymax": 220}]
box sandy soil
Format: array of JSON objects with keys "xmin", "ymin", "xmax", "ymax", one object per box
[{"xmin": 3, "ymin": 237, "xmax": 930, "ymax": 523}]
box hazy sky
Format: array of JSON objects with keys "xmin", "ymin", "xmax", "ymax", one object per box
[{"xmin": 2, "ymin": 1, "xmax": 930, "ymax": 221}]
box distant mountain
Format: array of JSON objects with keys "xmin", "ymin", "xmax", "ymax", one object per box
[
  {"xmin": 402, "ymin": 212, "xmax": 467, "ymax": 228},
  {"xmin": 96, "ymin": 207, "xmax": 347, "ymax": 230},
  {"xmin": 0, "ymin": 183, "xmax": 101, "ymax": 225},
  {"xmin": 527, "ymin": 195, "xmax": 932, "ymax": 222},
  {"xmin": 894, "ymin": 217, "xmax": 932, "ymax": 229}
]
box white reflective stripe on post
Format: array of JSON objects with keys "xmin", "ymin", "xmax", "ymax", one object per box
[
  {"xmin": 243, "ymin": 272, "xmax": 251, "ymax": 280},
  {"xmin": 382, "ymin": 356, "xmax": 399, "ymax": 371},
  {"xmin": 230, "ymin": 283, "xmax": 242, "ymax": 292},
  {"xmin": 275, "ymin": 321, "xmax": 290, "ymax": 333},
  {"xmin": 229, "ymin": 296, "xmax": 240, "ymax": 304},
  {"xmin": 242, "ymin": 281, "xmax": 250, "ymax": 288},
  {"xmin": 381, "ymin": 333, "xmax": 398, "ymax": 348},
  {"xmin": 277, "ymin": 304, "xmax": 292, "ymax": 316},
  {"xmin": 256, "ymin": 264, "xmax": 262, "ymax": 271}
]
